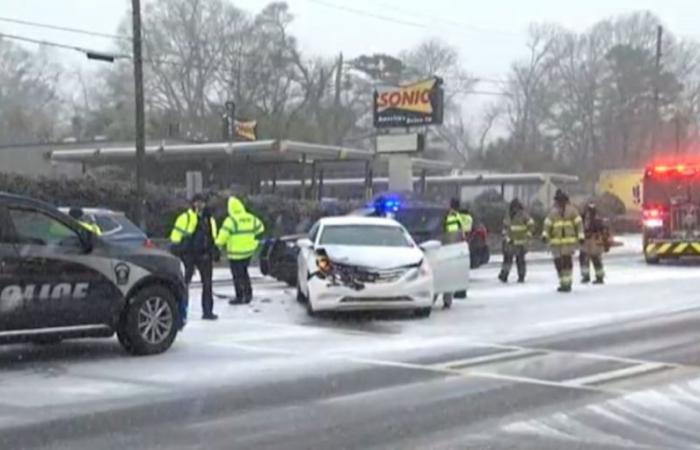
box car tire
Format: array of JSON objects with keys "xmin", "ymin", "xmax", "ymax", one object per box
[
  {"xmin": 414, "ymin": 307, "xmax": 432, "ymax": 318},
  {"xmin": 645, "ymin": 254, "xmax": 660, "ymax": 265},
  {"xmin": 119, "ymin": 285, "xmax": 179, "ymax": 356}
]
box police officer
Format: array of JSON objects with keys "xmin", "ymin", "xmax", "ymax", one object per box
[
  {"xmin": 445, "ymin": 198, "xmax": 469, "ymax": 236},
  {"xmin": 216, "ymin": 196, "xmax": 265, "ymax": 304},
  {"xmin": 580, "ymin": 202, "xmax": 611, "ymax": 284},
  {"xmin": 170, "ymin": 194, "xmax": 219, "ymax": 320},
  {"xmin": 542, "ymin": 189, "xmax": 584, "ymax": 293},
  {"xmin": 460, "ymin": 205, "xmax": 474, "ymax": 235},
  {"xmin": 499, "ymin": 198, "xmax": 535, "ymax": 283},
  {"xmin": 68, "ymin": 207, "xmax": 102, "ymax": 235},
  {"xmin": 442, "ymin": 198, "xmax": 469, "ymax": 308}
]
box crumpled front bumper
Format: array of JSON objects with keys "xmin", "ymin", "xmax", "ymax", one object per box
[{"xmin": 307, "ymin": 273, "xmax": 433, "ymax": 312}]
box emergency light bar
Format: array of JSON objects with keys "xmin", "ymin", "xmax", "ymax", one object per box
[{"xmin": 647, "ymin": 163, "xmax": 699, "ymax": 176}]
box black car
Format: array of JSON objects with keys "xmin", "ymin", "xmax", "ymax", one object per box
[
  {"xmin": 260, "ymin": 198, "xmax": 490, "ymax": 286},
  {"xmin": 0, "ymin": 193, "xmax": 187, "ymax": 355},
  {"xmin": 59, "ymin": 207, "xmax": 153, "ymax": 248}
]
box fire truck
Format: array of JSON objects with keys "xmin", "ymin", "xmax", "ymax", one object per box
[{"xmin": 642, "ymin": 162, "xmax": 700, "ymax": 263}]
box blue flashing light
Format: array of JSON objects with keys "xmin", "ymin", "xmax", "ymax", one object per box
[{"xmin": 374, "ymin": 197, "xmax": 401, "ymax": 215}]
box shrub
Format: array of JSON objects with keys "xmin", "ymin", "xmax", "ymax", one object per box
[{"xmin": 0, "ymin": 174, "xmax": 360, "ymax": 238}]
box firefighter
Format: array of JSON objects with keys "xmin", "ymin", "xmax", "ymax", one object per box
[
  {"xmin": 542, "ymin": 189, "xmax": 584, "ymax": 293},
  {"xmin": 68, "ymin": 207, "xmax": 102, "ymax": 235},
  {"xmin": 442, "ymin": 198, "xmax": 469, "ymax": 308},
  {"xmin": 170, "ymin": 194, "xmax": 219, "ymax": 320},
  {"xmin": 499, "ymin": 198, "xmax": 535, "ymax": 283},
  {"xmin": 216, "ymin": 196, "xmax": 265, "ymax": 304},
  {"xmin": 580, "ymin": 202, "xmax": 611, "ymax": 284}
]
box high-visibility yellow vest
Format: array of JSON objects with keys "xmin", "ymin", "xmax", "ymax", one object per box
[
  {"xmin": 460, "ymin": 213, "xmax": 473, "ymax": 233},
  {"xmin": 79, "ymin": 221, "xmax": 102, "ymax": 236},
  {"xmin": 542, "ymin": 204, "xmax": 584, "ymax": 246},
  {"xmin": 169, "ymin": 209, "xmax": 217, "ymax": 244},
  {"xmin": 445, "ymin": 211, "xmax": 467, "ymax": 233},
  {"xmin": 216, "ymin": 197, "xmax": 265, "ymax": 260}
]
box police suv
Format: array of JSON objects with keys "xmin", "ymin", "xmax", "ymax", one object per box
[{"xmin": 0, "ymin": 193, "xmax": 187, "ymax": 355}]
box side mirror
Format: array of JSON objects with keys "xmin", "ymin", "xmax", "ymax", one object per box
[
  {"xmin": 419, "ymin": 240, "xmax": 441, "ymax": 251},
  {"xmin": 297, "ymin": 238, "xmax": 313, "ymax": 249}
]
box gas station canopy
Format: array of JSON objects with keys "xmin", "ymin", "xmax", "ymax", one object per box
[{"xmin": 50, "ymin": 139, "xmax": 450, "ymax": 171}]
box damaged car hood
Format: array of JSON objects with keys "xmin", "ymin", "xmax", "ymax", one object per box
[{"xmin": 320, "ymin": 245, "xmax": 423, "ymax": 270}]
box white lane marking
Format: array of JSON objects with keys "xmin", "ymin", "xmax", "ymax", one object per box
[
  {"xmin": 447, "ymin": 340, "xmax": 685, "ymax": 370},
  {"xmin": 562, "ymin": 363, "xmax": 669, "ymax": 387},
  {"xmin": 222, "ymin": 341, "xmax": 611, "ymax": 393},
  {"xmin": 429, "ymin": 348, "xmax": 542, "ymax": 370}
]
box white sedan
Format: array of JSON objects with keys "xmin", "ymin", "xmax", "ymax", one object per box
[{"xmin": 296, "ymin": 216, "xmax": 470, "ymax": 317}]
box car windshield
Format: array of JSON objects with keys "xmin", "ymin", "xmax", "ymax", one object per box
[{"xmin": 319, "ymin": 224, "xmax": 412, "ymax": 247}]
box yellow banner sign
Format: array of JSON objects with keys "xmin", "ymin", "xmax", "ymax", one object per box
[{"xmin": 235, "ymin": 120, "xmax": 257, "ymax": 141}]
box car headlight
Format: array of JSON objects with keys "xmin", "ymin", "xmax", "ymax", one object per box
[{"xmin": 405, "ymin": 259, "xmax": 431, "ymax": 282}]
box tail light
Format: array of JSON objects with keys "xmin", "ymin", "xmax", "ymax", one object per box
[
  {"xmin": 143, "ymin": 238, "xmax": 155, "ymax": 248},
  {"xmin": 643, "ymin": 208, "xmax": 664, "ymax": 228}
]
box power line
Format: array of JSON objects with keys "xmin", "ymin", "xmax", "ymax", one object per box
[
  {"xmin": 0, "ymin": 15, "xmax": 130, "ymax": 41},
  {"xmin": 307, "ymin": 0, "xmax": 523, "ymax": 38},
  {"xmin": 0, "ymin": 32, "xmax": 264, "ymax": 66},
  {"xmin": 371, "ymin": 0, "xmax": 522, "ymax": 37},
  {"xmin": 307, "ymin": 0, "xmax": 430, "ymax": 29}
]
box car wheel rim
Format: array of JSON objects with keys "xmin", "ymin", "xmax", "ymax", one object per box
[{"xmin": 137, "ymin": 296, "xmax": 173, "ymax": 345}]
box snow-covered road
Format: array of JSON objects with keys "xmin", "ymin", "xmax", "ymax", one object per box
[{"xmin": 5, "ymin": 238, "xmax": 700, "ymax": 449}]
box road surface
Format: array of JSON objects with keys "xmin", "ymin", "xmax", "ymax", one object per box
[{"xmin": 3, "ymin": 245, "xmax": 700, "ymax": 449}]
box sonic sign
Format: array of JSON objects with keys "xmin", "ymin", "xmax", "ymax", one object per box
[{"xmin": 373, "ymin": 77, "xmax": 444, "ymax": 128}]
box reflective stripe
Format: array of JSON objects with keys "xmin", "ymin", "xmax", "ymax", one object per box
[
  {"xmin": 673, "ymin": 243, "xmax": 689, "ymax": 254},
  {"xmin": 692, "ymin": 243, "xmax": 700, "ymax": 253},
  {"xmin": 645, "ymin": 243, "xmax": 656, "ymax": 254},
  {"xmin": 510, "ymin": 225, "xmax": 528, "ymax": 231},
  {"xmin": 550, "ymin": 237, "xmax": 577, "ymax": 245},
  {"xmin": 174, "ymin": 226, "xmax": 191, "ymax": 236},
  {"xmin": 228, "ymin": 250, "xmax": 255, "ymax": 258},
  {"xmin": 658, "ymin": 243, "xmax": 673, "ymax": 254}
]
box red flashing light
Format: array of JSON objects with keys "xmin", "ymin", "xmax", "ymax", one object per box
[
  {"xmin": 648, "ymin": 163, "xmax": 699, "ymax": 176},
  {"xmin": 143, "ymin": 238, "xmax": 155, "ymax": 248},
  {"xmin": 643, "ymin": 208, "xmax": 660, "ymax": 219}
]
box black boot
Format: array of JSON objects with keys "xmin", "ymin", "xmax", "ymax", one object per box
[
  {"xmin": 517, "ymin": 276, "xmax": 525, "ymax": 283},
  {"xmin": 557, "ymin": 285, "xmax": 572, "ymax": 293},
  {"xmin": 498, "ymin": 272, "xmax": 508, "ymax": 283},
  {"xmin": 593, "ymin": 277, "xmax": 604, "ymax": 285},
  {"xmin": 581, "ymin": 275, "xmax": 590, "ymax": 284}
]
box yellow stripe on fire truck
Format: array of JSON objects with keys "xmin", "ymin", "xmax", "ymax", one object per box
[{"xmin": 646, "ymin": 242, "xmax": 700, "ymax": 255}]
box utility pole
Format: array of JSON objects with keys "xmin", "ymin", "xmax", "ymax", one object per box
[
  {"xmin": 132, "ymin": 0, "xmax": 146, "ymax": 230},
  {"xmin": 651, "ymin": 25, "xmax": 663, "ymax": 157}
]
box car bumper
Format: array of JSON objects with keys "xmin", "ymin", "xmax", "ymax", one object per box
[{"xmin": 307, "ymin": 275, "xmax": 433, "ymax": 312}]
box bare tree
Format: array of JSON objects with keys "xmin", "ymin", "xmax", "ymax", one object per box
[{"xmin": 0, "ymin": 38, "xmax": 62, "ymax": 144}]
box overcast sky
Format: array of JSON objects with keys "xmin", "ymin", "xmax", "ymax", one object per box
[{"xmin": 3, "ymin": 0, "xmax": 700, "ymax": 111}]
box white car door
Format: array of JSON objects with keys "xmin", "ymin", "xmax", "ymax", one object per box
[{"xmin": 424, "ymin": 241, "xmax": 470, "ymax": 294}]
